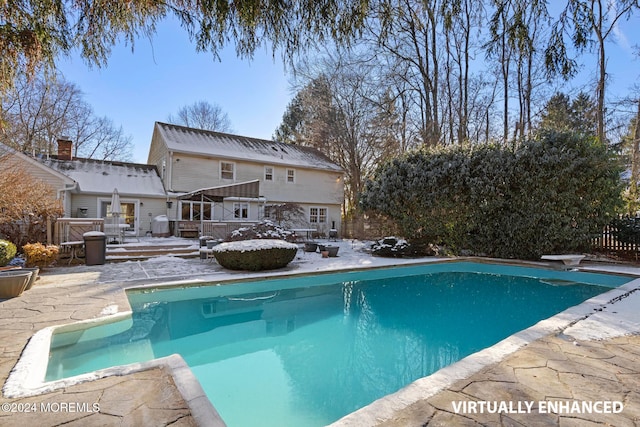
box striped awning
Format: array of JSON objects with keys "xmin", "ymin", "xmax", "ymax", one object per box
[{"xmin": 177, "ymin": 180, "xmax": 261, "ymax": 202}]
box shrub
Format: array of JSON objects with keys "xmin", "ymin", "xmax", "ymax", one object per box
[
  {"xmin": 370, "ymin": 237, "xmax": 443, "ymax": 257},
  {"xmin": 226, "ymin": 220, "xmax": 297, "ymax": 242},
  {"xmin": 0, "ymin": 239, "xmax": 17, "ymax": 266},
  {"xmin": 0, "ymin": 152, "xmax": 64, "ymax": 247},
  {"xmin": 361, "ymin": 131, "xmax": 622, "ymax": 259},
  {"xmin": 22, "ymin": 243, "xmax": 59, "ymax": 268},
  {"xmin": 609, "ymin": 216, "xmax": 640, "ymax": 245},
  {"xmin": 212, "ymin": 239, "xmax": 298, "ymax": 271}
]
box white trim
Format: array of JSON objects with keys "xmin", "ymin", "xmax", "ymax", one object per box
[
  {"xmin": 178, "ymin": 200, "xmax": 216, "ymax": 221},
  {"xmin": 233, "ymin": 202, "xmax": 250, "ymax": 219},
  {"xmin": 309, "ymin": 206, "xmax": 328, "ymax": 224},
  {"xmin": 98, "ymin": 197, "xmax": 140, "ymax": 234},
  {"xmin": 264, "ymin": 165, "xmax": 274, "ymax": 181},
  {"xmin": 220, "ymin": 160, "xmax": 236, "ymax": 181},
  {"xmin": 286, "ymin": 168, "xmax": 296, "ymax": 184}
]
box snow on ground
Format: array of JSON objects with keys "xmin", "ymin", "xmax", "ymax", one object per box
[{"xmin": 38, "ymin": 238, "xmax": 441, "ymax": 287}]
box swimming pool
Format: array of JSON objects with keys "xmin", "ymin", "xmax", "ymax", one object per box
[{"xmin": 44, "ymin": 262, "xmax": 631, "ymax": 426}]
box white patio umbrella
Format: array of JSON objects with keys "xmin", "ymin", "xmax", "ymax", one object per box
[{"xmin": 110, "ymin": 188, "xmax": 121, "ymax": 219}]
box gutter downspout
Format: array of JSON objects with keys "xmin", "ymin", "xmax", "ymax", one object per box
[{"xmin": 168, "ymin": 151, "xmax": 174, "ymax": 192}]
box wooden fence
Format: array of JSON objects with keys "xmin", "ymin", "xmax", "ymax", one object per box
[
  {"xmin": 592, "ymin": 218, "xmax": 640, "ymax": 255},
  {"xmin": 342, "ymin": 216, "xmax": 400, "ymax": 240}
]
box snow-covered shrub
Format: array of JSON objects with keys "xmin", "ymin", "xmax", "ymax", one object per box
[
  {"xmin": 370, "ymin": 237, "xmax": 440, "ymax": 258},
  {"xmin": 212, "ymin": 239, "xmax": 298, "ymax": 271},
  {"xmin": 226, "ymin": 220, "xmax": 297, "ymax": 242},
  {"xmin": 0, "ymin": 239, "xmax": 17, "ymax": 266}
]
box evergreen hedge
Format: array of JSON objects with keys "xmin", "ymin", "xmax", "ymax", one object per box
[{"xmin": 360, "ymin": 131, "xmax": 623, "ymax": 259}]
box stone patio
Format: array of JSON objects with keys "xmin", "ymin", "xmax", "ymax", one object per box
[
  {"xmin": 1, "ymin": 255, "xmax": 639, "ymax": 426},
  {"xmin": 374, "ymin": 334, "xmax": 640, "ymax": 426}
]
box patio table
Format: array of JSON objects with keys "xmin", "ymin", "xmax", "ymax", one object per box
[{"xmin": 290, "ymin": 228, "xmax": 317, "ymax": 242}]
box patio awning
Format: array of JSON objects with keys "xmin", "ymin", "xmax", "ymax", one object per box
[{"xmin": 177, "ymin": 180, "xmax": 261, "ymax": 202}]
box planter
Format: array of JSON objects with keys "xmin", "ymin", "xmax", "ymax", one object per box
[
  {"xmin": 326, "ymin": 246, "xmax": 339, "ymax": 257},
  {"xmin": 321, "ymin": 250, "xmax": 329, "ymax": 258},
  {"xmin": 22, "ymin": 267, "xmax": 39, "ymax": 291},
  {"xmin": 0, "ymin": 270, "xmax": 33, "ymax": 298},
  {"xmin": 304, "ymin": 242, "xmax": 318, "ymax": 252},
  {"xmin": 317, "ymin": 244, "xmax": 326, "ymax": 252}
]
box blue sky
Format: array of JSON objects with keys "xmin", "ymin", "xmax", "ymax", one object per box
[
  {"xmin": 57, "ymin": 17, "xmax": 291, "ymax": 163},
  {"xmin": 56, "ymin": 13, "xmax": 639, "ymax": 164}
]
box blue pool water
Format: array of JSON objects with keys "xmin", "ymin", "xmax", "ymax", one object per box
[{"xmin": 46, "ymin": 262, "xmax": 631, "ymax": 426}]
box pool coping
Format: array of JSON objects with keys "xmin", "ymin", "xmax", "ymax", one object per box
[{"xmin": 3, "ymin": 257, "xmax": 640, "ymax": 426}]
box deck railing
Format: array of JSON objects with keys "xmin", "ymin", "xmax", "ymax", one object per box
[
  {"xmin": 175, "ymin": 220, "xmax": 258, "ymax": 239},
  {"xmin": 53, "ymin": 218, "xmax": 104, "ymax": 245}
]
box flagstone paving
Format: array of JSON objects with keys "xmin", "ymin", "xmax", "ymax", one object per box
[
  {"xmin": 1, "ymin": 256, "xmax": 639, "ymax": 427},
  {"xmin": 376, "ymin": 334, "xmax": 640, "ymax": 426}
]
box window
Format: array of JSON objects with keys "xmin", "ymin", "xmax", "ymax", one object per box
[
  {"xmin": 234, "ymin": 203, "xmax": 249, "ymax": 219},
  {"xmin": 263, "ymin": 205, "xmax": 276, "ymax": 219},
  {"xmin": 309, "ymin": 207, "xmax": 327, "ymax": 224},
  {"xmin": 286, "ymin": 168, "xmax": 295, "ymax": 183},
  {"xmin": 220, "ymin": 161, "xmax": 235, "ymax": 180},
  {"xmin": 180, "ymin": 201, "xmax": 214, "ymax": 220},
  {"xmin": 264, "ymin": 166, "xmax": 274, "ymax": 181}
]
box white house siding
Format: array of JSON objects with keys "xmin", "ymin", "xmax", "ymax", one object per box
[
  {"xmin": 0, "ymin": 146, "xmax": 75, "ymax": 215},
  {"xmin": 169, "ymin": 155, "xmax": 343, "ymax": 204},
  {"xmin": 150, "ymin": 122, "xmax": 345, "ymax": 234},
  {"xmin": 147, "ymin": 131, "xmax": 168, "ymax": 184},
  {"xmin": 170, "ymin": 155, "xmax": 219, "ymax": 192},
  {"xmin": 69, "ymin": 194, "xmax": 166, "ymax": 235},
  {"xmin": 69, "ymin": 194, "xmax": 100, "ymax": 218},
  {"xmin": 132, "ymin": 198, "xmax": 167, "ymax": 236},
  {"xmin": 1, "ymin": 150, "xmax": 71, "ymax": 196}
]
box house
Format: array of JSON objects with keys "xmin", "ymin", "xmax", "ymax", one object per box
[
  {"xmin": 148, "ymin": 122, "xmax": 344, "ymax": 237},
  {"xmin": 36, "ymin": 139, "xmax": 168, "ymax": 237},
  {"xmin": 1, "ymin": 139, "xmax": 167, "ymax": 239},
  {"xmin": 3, "ymin": 122, "xmax": 345, "ymax": 242}
]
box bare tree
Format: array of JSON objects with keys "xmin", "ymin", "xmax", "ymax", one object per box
[
  {"xmin": 546, "ymin": 0, "xmax": 639, "ymax": 143},
  {"xmin": 0, "ymin": 71, "xmax": 133, "ymax": 160},
  {"xmin": 278, "ymin": 50, "xmax": 402, "ymax": 216},
  {"xmin": 167, "ymin": 101, "xmax": 233, "ymax": 132}
]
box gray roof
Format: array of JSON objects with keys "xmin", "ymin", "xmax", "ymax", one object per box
[
  {"xmin": 155, "ymin": 122, "xmax": 343, "ymax": 172},
  {"xmin": 39, "ymin": 158, "xmax": 166, "ymax": 197}
]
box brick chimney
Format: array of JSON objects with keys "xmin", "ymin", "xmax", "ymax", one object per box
[{"xmin": 57, "ymin": 137, "xmax": 72, "ymax": 161}]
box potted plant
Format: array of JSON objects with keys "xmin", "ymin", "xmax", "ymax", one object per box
[
  {"xmin": 304, "ymin": 242, "xmax": 318, "ymax": 252},
  {"xmin": 326, "ymin": 246, "xmax": 339, "ymax": 257},
  {"xmin": 22, "ymin": 267, "xmax": 40, "ymax": 290},
  {"xmin": 0, "ymin": 270, "xmax": 33, "ymax": 298}
]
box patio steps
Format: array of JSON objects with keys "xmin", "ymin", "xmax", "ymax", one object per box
[{"xmin": 106, "ymin": 243, "xmax": 200, "ymax": 261}]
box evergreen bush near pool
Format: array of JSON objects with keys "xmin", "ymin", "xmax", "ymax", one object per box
[
  {"xmin": 361, "ymin": 130, "xmax": 622, "ymax": 259},
  {"xmin": 212, "ymin": 239, "xmax": 298, "ymax": 271}
]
